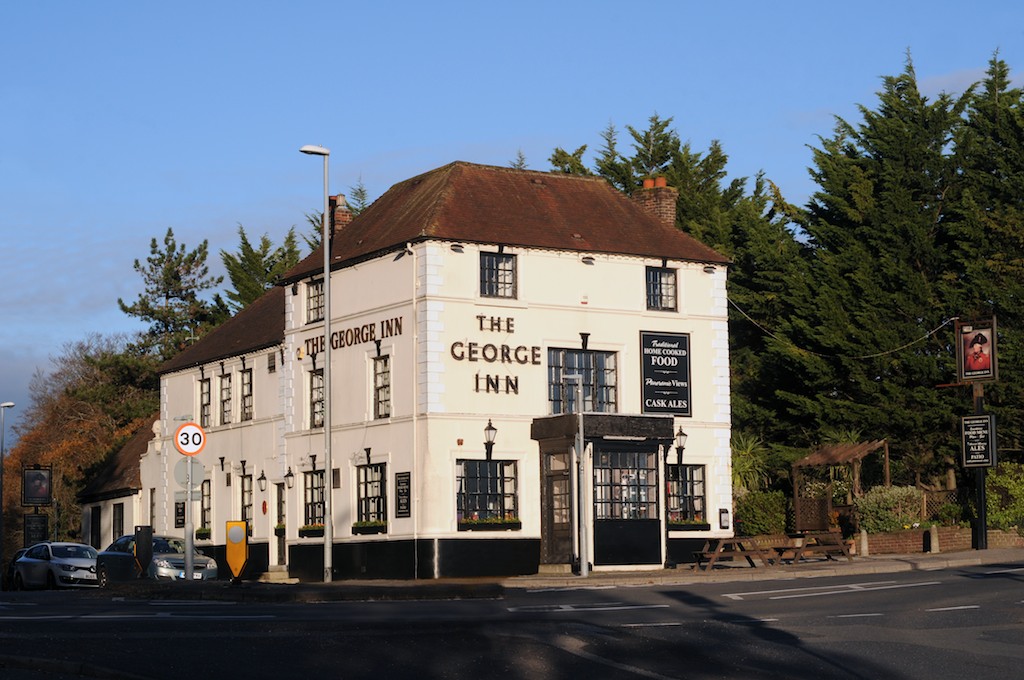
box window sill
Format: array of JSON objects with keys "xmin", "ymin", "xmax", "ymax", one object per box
[
  {"xmin": 298, "ymin": 527, "xmax": 324, "ymax": 538},
  {"xmin": 668, "ymin": 523, "xmax": 711, "ymax": 532}
]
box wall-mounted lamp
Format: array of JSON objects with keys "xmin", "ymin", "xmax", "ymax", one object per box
[
  {"xmin": 703, "ymin": 265, "xmax": 716, "ymax": 274},
  {"xmin": 483, "ymin": 419, "xmax": 497, "ymax": 460},
  {"xmin": 257, "ymin": 471, "xmax": 267, "ymax": 492},
  {"xmin": 450, "ymin": 243, "xmax": 464, "ymax": 253},
  {"xmin": 284, "ymin": 467, "xmax": 295, "ymax": 489},
  {"xmin": 581, "ymin": 255, "xmax": 595, "ymax": 265},
  {"xmin": 674, "ymin": 427, "xmax": 688, "ymax": 462},
  {"xmin": 580, "ymin": 332, "xmax": 590, "ymax": 352},
  {"xmin": 219, "ymin": 456, "xmax": 225, "ymax": 472}
]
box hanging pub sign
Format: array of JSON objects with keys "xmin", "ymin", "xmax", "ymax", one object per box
[
  {"xmin": 22, "ymin": 466, "xmax": 53, "ymax": 507},
  {"xmin": 962, "ymin": 414, "xmax": 997, "ymax": 468},
  {"xmin": 956, "ymin": 318, "xmax": 998, "ymax": 383},
  {"xmin": 640, "ymin": 331, "xmax": 691, "ymax": 416}
]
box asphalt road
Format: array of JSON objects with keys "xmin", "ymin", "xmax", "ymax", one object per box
[{"xmin": 1, "ymin": 562, "xmax": 1022, "ymax": 679}]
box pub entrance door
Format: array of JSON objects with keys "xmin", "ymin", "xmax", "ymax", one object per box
[{"xmin": 540, "ymin": 451, "xmax": 572, "ymax": 565}]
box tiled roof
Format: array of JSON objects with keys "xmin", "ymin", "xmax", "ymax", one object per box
[
  {"xmin": 281, "ymin": 161, "xmax": 729, "ymax": 283},
  {"xmin": 77, "ymin": 413, "xmax": 157, "ymax": 503},
  {"xmin": 159, "ymin": 285, "xmax": 284, "ymax": 375}
]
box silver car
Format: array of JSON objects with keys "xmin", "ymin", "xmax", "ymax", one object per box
[
  {"xmin": 97, "ymin": 534, "xmax": 218, "ymax": 586},
  {"xmin": 13, "ymin": 542, "xmax": 98, "ymax": 589}
]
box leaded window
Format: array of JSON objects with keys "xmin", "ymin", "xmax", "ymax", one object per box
[
  {"xmin": 457, "ymin": 460, "xmax": 518, "ymax": 524},
  {"xmin": 240, "ymin": 474, "xmax": 253, "ymax": 529},
  {"xmin": 304, "ymin": 470, "xmax": 325, "ymax": 526},
  {"xmin": 667, "ymin": 464, "xmax": 706, "ymax": 524},
  {"xmin": 547, "ymin": 348, "xmax": 618, "ymax": 414},
  {"xmin": 220, "ymin": 373, "xmax": 232, "ymax": 425},
  {"xmin": 240, "ymin": 368, "xmax": 253, "ymax": 421},
  {"xmin": 309, "ymin": 368, "xmax": 324, "ymax": 428},
  {"xmin": 593, "ymin": 450, "xmax": 658, "ymax": 520},
  {"xmin": 200, "ymin": 479, "xmax": 212, "ymax": 530},
  {"xmin": 307, "ymin": 279, "xmax": 324, "ymax": 323},
  {"xmin": 357, "ymin": 463, "xmax": 387, "ymax": 524},
  {"xmin": 199, "ymin": 378, "xmax": 211, "ymax": 428}
]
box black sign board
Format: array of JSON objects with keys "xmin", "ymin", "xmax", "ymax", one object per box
[
  {"xmin": 395, "ymin": 471, "xmax": 411, "ymax": 519},
  {"xmin": 174, "ymin": 501, "xmax": 185, "ymax": 528},
  {"xmin": 640, "ymin": 331, "xmax": 691, "ymax": 416},
  {"xmin": 962, "ymin": 414, "xmax": 997, "ymax": 468},
  {"xmin": 24, "ymin": 513, "xmax": 48, "ymax": 546}
]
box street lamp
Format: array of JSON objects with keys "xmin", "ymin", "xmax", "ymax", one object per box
[
  {"xmin": 0, "ymin": 401, "xmax": 14, "ymax": 592},
  {"xmin": 674, "ymin": 427, "xmax": 687, "ymax": 462},
  {"xmin": 483, "ymin": 420, "xmax": 497, "ymax": 460},
  {"xmin": 300, "ymin": 143, "xmax": 333, "ymax": 583}
]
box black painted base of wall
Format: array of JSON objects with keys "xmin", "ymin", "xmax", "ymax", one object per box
[
  {"xmin": 287, "ymin": 537, "xmax": 541, "ymax": 581},
  {"xmin": 667, "ymin": 537, "xmax": 706, "ymax": 565}
]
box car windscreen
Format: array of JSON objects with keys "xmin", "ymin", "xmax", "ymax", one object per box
[
  {"xmin": 153, "ymin": 538, "xmax": 187, "ymax": 554},
  {"xmin": 52, "ymin": 545, "xmax": 98, "ymax": 559}
]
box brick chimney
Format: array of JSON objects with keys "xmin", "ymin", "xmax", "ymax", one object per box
[
  {"xmin": 632, "ymin": 178, "xmax": 678, "ymax": 228},
  {"xmin": 329, "ymin": 194, "xmax": 354, "ymax": 233}
]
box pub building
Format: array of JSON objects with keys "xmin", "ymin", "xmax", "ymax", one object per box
[{"xmin": 79, "ymin": 162, "xmax": 733, "ymax": 579}]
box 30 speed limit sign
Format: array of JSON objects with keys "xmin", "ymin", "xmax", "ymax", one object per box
[{"xmin": 174, "ymin": 422, "xmax": 207, "ymax": 456}]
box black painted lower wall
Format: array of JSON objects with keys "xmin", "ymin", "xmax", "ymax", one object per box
[
  {"xmin": 287, "ymin": 537, "xmax": 541, "ymax": 581},
  {"xmin": 667, "ymin": 537, "xmax": 706, "ymax": 565}
]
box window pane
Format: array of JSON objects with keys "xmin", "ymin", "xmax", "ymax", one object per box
[
  {"xmin": 307, "ymin": 280, "xmax": 324, "ymax": 322},
  {"xmin": 547, "ymin": 348, "xmax": 618, "ymax": 414},
  {"xmin": 480, "ymin": 252, "xmax": 516, "ymax": 299},
  {"xmin": 456, "ymin": 460, "xmax": 518, "ymax": 524},
  {"xmin": 667, "ymin": 464, "xmax": 706, "ymax": 523},
  {"xmin": 646, "ymin": 266, "xmax": 677, "ymax": 311},
  {"xmin": 309, "ymin": 369, "xmax": 324, "ymax": 428}
]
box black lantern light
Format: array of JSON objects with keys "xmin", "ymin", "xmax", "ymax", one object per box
[{"xmin": 484, "ymin": 419, "xmax": 497, "ymax": 460}]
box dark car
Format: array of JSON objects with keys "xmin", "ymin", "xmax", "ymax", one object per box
[
  {"xmin": 96, "ymin": 535, "xmax": 218, "ymax": 587},
  {"xmin": 12, "ymin": 542, "xmax": 98, "ymax": 589}
]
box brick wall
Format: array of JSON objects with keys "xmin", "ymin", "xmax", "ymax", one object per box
[{"xmin": 865, "ymin": 526, "xmax": 1024, "ymax": 554}]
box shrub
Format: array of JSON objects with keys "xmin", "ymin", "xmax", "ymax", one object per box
[
  {"xmin": 854, "ymin": 486, "xmax": 922, "ymax": 533},
  {"xmin": 735, "ymin": 490, "xmax": 787, "ymax": 536},
  {"xmin": 986, "ymin": 462, "xmax": 1024, "ymax": 533}
]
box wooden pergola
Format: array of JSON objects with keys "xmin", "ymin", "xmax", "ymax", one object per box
[{"xmin": 791, "ymin": 440, "xmax": 891, "ymax": 532}]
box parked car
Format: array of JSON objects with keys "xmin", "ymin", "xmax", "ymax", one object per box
[
  {"xmin": 96, "ymin": 534, "xmax": 218, "ymax": 587},
  {"xmin": 4, "ymin": 548, "xmax": 28, "ymax": 589},
  {"xmin": 12, "ymin": 542, "xmax": 98, "ymax": 589}
]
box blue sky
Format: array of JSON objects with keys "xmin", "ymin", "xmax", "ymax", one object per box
[{"xmin": 2, "ymin": 1, "xmax": 1023, "ymax": 438}]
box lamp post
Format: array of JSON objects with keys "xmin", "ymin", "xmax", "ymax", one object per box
[
  {"xmin": 300, "ymin": 143, "xmax": 333, "ymax": 582},
  {"xmin": 563, "ymin": 375, "xmax": 587, "ymax": 577},
  {"xmin": 0, "ymin": 401, "xmax": 14, "ymax": 592}
]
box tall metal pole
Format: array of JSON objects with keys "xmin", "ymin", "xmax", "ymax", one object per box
[
  {"xmin": 973, "ymin": 383, "xmax": 988, "ymax": 550},
  {"xmin": 301, "ymin": 144, "xmax": 333, "ymax": 582},
  {"xmin": 0, "ymin": 402, "xmax": 14, "ymax": 592},
  {"xmin": 564, "ymin": 376, "xmax": 587, "ymax": 577}
]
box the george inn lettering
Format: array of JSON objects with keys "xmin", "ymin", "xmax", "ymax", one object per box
[
  {"xmin": 305, "ymin": 316, "xmax": 403, "ymax": 356},
  {"xmin": 450, "ymin": 316, "xmax": 541, "ymax": 395}
]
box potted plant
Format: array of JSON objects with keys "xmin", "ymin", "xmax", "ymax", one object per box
[
  {"xmin": 299, "ymin": 523, "xmax": 324, "ymax": 538},
  {"xmin": 351, "ymin": 520, "xmax": 387, "ymax": 535},
  {"xmin": 457, "ymin": 515, "xmax": 522, "ymax": 532},
  {"xmin": 195, "ymin": 526, "xmax": 211, "ymax": 541},
  {"xmin": 274, "ymin": 523, "xmax": 286, "ymax": 537}
]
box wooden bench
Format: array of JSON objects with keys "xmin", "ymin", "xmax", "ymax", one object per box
[{"xmin": 791, "ymin": 531, "xmax": 853, "ymax": 563}]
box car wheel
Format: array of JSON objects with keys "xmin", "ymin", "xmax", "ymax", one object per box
[
  {"xmin": 46, "ymin": 571, "xmax": 57, "ymax": 590},
  {"xmin": 97, "ymin": 565, "xmax": 109, "ymax": 589}
]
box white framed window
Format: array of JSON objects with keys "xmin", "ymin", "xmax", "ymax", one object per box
[
  {"xmin": 373, "ymin": 355, "xmax": 391, "ymax": 419},
  {"xmin": 646, "ymin": 266, "xmax": 677, "ymax": 311},
  {"xmin": 457, "ymin": 460, "xmax": 519, "ymax": 525},
  {"xmin": 306, "ymin": 279, "xmax": 324, "ymax": 323},
  {"xmin": 548, "ymin": 348, "xmax": 618, "ymax": 414},
  {"xmin": 199, "ymin": 378, "xmax": 211, "ymax": 428},
  {"xmin": 309, "ymin": 368, "xmax": 324, "ymax": 428},
  {"xmin": 240, "ymin": 473, "xmax": 253, "ymax": 530},
  {"xmin": 304, "ymin": 470, "xmax": 325, "ymax": 526},
  {"xmin": 357, "ymin": 463, "xmax": 387, "ymax": 524},
  {"xmin": 219, "ymin": 373, "xmax": 232, "ymax": 425},
  {"xmin": 480, "ymin": 252, "xmax": 516, "ymax": 298},
  {"xmin": 667, "ymin": 464, "xmax": 706, "ymax": 524},
  {"xmin": 240, "ymin": 368, "xmax": 253, "ymax": 421}
]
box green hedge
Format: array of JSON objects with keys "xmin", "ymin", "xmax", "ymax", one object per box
[
  {"xmin": 735, "ymin": 490, "xmax": 787, "ymax": 536},
  {"xmin": 854, "ymin": 485, "xmax": 922, "ymax": 533}
]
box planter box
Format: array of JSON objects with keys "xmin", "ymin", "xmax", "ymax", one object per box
[
  {"xmin": 458, "ymin": 521, "xmax": 522, "ymax": 532},
  {"xmin": 668, "ymin": 523, "xmax": 711, "ymax": 532},
  {"xmin": 274, "ymin": 527, "xmax": 286, "ymax": 537},
  {"xmin": 194, "ymin": 531, "xmax": 212, "ymax": 541},
  {"xmin": 299, "ymin": 527, "xmax": 324, "ymax": 538},
  {"xmin": 352, "ymin": 524, "xmax": 387, "ymax": 535}
]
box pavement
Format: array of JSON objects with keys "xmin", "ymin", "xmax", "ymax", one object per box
[{"xmin": 87, "ymin": 545, "xmax": 1024, "ymax": 603}]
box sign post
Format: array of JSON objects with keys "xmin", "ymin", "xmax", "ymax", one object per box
[{"xmin": 174, "ymin": 422, "xmax": 206, "ymax": 580}]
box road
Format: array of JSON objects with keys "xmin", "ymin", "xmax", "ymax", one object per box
[{"xmin": 1, "ymin": 562, "xmax": 1022, "ymax": 679}]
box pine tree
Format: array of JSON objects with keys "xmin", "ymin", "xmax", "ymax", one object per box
[
  {"xmin": 117, "ymin": 228, "xmax": 228, "ymax": 360},
  {"xmin": 348, "ymin": 177, "xmax": 371, "ymax": 216},
  {"xmin": 221, "ymin": 225, "xmax": 301, "ymax": 312}
]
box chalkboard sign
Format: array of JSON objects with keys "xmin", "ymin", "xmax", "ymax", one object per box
[
  {"xmin": 24, "ymin": 514, "xmax": 48, "ymax": 546},
  {"xmin": 962, "ymin": 414, "xmax": 996, "ymax": 468}
]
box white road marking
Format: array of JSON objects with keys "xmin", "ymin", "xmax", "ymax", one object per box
[
  {"xmin": 525, "ymin": 585, "xmax": 617, "ymax": 593},
  {"xmin": 723, "ymin": 579, "xmax": 941, "ymax": 601},
  {"xmin": 621, "ymin": 622, "xmax": 682, "ymax": 628},
  {"xmin": 983, "ymin": 566, "xmax": 1024, "ymax": 575},
  {"xmin": 926, "ymin": 605, "xmax": 980, "ymax": 612},
  {"xmin": 830, "ymin": 613, "xmax": 884, "ymax": 618},
  {"xmin": 508, "ymin": 602, "xmax": 669, "ymax": 613}
]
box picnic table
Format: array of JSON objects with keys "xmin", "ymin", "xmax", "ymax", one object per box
[
  {"xmin": 693, "ymin": 537, "xmax": 781, "ymax": 571},
  {"xmin": 790, "ymin": 531, "xmax": 853, "ymax": 563}
]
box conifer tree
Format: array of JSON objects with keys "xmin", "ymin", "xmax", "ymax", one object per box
[{"xmin": 220, "ymin": 225, "xmax": 301, "ymax": 312}]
